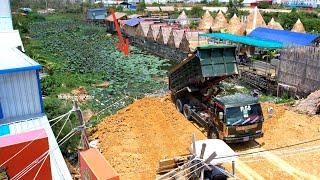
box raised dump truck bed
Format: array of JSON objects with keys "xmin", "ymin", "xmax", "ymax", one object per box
[
  {"xmin": 169, "ymin": 44, "xmax": 263, "ymax": 143},
  {"xmin": 169, "ymin": 44, "xmax": 238, "ymax": 93}
]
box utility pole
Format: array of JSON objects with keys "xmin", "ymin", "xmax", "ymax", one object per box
[{"xmin": 73, "ymin": 101, "xmax": 90, "ymax": 150}]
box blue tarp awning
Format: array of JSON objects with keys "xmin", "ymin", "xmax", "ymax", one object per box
[
  {"xmin": 124, "ymin": 18, "xmax": 143, "ymax": 27},
  {"xmin": 201, "ymin": 33, "xmax": 284, "ymax": 49},
  {"xmin": 248, "ymin": 27, "xmax": 319, "ymax": 46}
]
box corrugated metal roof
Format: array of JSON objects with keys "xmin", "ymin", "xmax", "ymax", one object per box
[
  {"xmin": 124, "ymin": 17, "xmax": 143, "ymax": 27},
  {"xmin": 106, "ymin": 12, "xmax": 126, "ymax": 21},
  {"xmin": 0, "ymin": 0, "xmax": 13, "ymax": 31},
  {"xmin": 248, "ymin": 27, "xmax": 319, "ymax": 46},
  {"xmin": 201, "ymin": 33, "xmax": 284, "ymax": 49},
  {"xmin": 87, "ymin": 8, "xmax": 106, "ymax": 20},
  {"xmin": 0, "ymin": 30, "xmax": 25, "ymax": 51},
  {"xmin": 0, "ymin": 115, "xmax": 72, "ymax": 179},
  {"xmin": 0, "ymin": 47, "xmax": 41, "ymax": 74}
]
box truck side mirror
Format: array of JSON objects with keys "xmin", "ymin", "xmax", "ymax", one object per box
[{"xmin": 219, "ymin": 112, "xmax": 224, "ymax": 120}]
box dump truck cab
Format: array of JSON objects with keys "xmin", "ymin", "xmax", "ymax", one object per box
[{"xmin": 209, "ymin": 94, "xmax": 264, "ymax": 143}]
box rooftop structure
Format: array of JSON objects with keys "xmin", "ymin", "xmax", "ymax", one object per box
[
  {"xmin": 87, "ymin": 8, "xmax": 107, "ymax": 20},
  {"xmin": 201, "ymin": 33, "xmax": 284, "ymax": 49},
  {"xmin": 249, "ymin": 27, "xmax": 319, "ymax": 46},
  {"xmin": 0, "ymin": 0, "xmax": 13, "ymax": 31}
]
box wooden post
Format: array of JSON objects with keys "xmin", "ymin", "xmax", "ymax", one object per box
[{"xmin": 232, "ymin": 161, "xmax": 235, "ymax": 176}]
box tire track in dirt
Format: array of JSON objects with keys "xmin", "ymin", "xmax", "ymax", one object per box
[
  {"xmin": 234, "ymin": 160, "xmax": 265, "ymax": 180},
  {"xmin": 253, "ymin": 148, "xmax": 318, "ymax": 179}
]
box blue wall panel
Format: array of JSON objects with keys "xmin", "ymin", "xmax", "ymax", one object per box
[{"xmin": 0, "ymin": 70, "xmax": 42, "ymax": 121}]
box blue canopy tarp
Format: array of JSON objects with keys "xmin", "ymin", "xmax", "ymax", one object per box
[
  {"xmin": 124, "ymin": 18, "xmax": 143, "ymax": 27},
  {"xmin": 201, "ymin": 33, "xmax": 284, "ymax": 49},
  {"xmin": 248, "ymin": 27, "xmax": 319, "ymax": 46}
]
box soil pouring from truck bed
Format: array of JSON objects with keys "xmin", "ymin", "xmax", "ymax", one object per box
[{"xmin": 91, "ymin": 95, "xmax": 320, "ymax": 179}]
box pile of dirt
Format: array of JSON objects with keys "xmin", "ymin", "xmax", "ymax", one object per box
[
  {"xmin": 90, "ymin": 95, "xmax": 206, "ymax": 179},
  {"xmin": 294, "ymin": 90, "xmax": 320, "ymax": 115}
]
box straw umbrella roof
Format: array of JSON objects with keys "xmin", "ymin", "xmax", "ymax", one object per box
[
  {"xmin": 156, "ymin": 26, "xmax": 173, "ymax": 45},
  {"xmin": 167, "ymin": 29, "xmax": 186, "ymax": 48},
  {"xmin": 211, "ymin": 10, "xmax": 228, "ymax": 32},
  {"xmin": 226, "ymin": 14, "xmax": 245, "ymax": 35},
  {"xmin": 198, "ymin": 10, "xmax": 214, "ymax": 31},
  {"xmin": 179, "ymin": 32, "xmax": 191, "ymax": 53},
  {"xmin": 267, "ymin": 18, "xmax": 284, "ymax": 30},
  {"xmin": 246, "ymin": 7, "xmax": 266, "ymax": 34},
  {"xmin": 291, "ymin": 18, "xmax": 306, "ymax": 33},
  {"xmin": 176, "ymin": 11, "xmax": 190, "ymax": 27},
  {"xmin": 136, "ymin": 21, "xmax": 154, "ymax": 37},
  {"xmin": 146, "ymin": 23, "xmax": 166, "ymax": 41}
]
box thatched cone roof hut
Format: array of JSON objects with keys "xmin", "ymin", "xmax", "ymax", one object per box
[
  {"xmin": 198, "ymin": 10, "xmax": 214, "ymax": 31},
  {"xmin": 167, "ymin": 29, "xmax": 185, "ymax": 48},
  {"xmin": 179, "ymin": 32, "xmax": 190, "ymax": 52},
  {"xmin": 227, "ymin": 14, "xmax": 246, "ymax": 35},
  {"xmin": 246, "ymin": 7, "xmax": 266, "ymax": 34},
  {"xmin": 135, "ymin": 21, "xmax": 154, "ymax": 37},
  {"xmin": 146, "ymin": 23, "xmax": 166, "ymax": 41},
  {"xmin": 176, "ymin": 11, "xmax": 190, "ymax": 27},
  {"xmin": 156, "ymin": 26, "xmax": 173, "ymax": 45},
  {"xmin": 211, "ymin": 10, "xmax": 228, "ymax": 32},
  {"xmin": 291, "ymin": 18, "xmax": 306, "ymax": 33},
  {"xmin": 267, "ymin": 18, "xmax": 284, "ymax": 30}
]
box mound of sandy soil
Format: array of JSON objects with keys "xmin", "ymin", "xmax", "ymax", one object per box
[{"xmin": 90, "ymin": 95, "xmax": 206, "ymax": 179}]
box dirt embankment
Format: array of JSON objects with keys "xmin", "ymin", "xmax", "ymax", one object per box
[
  {"xmin": 90, "ymin": 95, "xmax": 320, "ymax": 179},
  {"xmin": 90, "ymin": 95, "xmax": 206, "ymax": 179}
]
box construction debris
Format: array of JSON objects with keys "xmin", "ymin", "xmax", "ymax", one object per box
[{"xmin": 294, "ymin": 90, "xmax": 320, "ymax": 115}]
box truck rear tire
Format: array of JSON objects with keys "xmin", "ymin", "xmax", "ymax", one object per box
[
  {"xmin": 183, "ymin": 104, "xmax": 192, "ymax": 120},
  {"xmin": 175, "ymin": 99, "xmax": 184, "ymax": 113},
  {"xmin": 208, "ymin": 128, "xmax": 218, "ymax": 139}
]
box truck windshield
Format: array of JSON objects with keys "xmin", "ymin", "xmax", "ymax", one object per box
[{"xmin": 226, "ymin": 104, "xmax": 263, "ymax": 126}]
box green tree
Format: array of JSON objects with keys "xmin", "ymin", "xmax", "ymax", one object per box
[
  {"xmin": 211, "ymin": 0, "xmax": 221, "ymax": 6},
  {"xmin": 227, "ymin": 0, "xmax": 244, "ymax": 18},
  {"xmin": 187, "ymin": 6, "xmax": 205, "ymax": 18},
  {"xmin": 137, "ymin": 0, "xmax": 146, "ymax": 12},
  {"xmin": 258, "ymin": 1, "xmax": 270, "ymax": 9}
]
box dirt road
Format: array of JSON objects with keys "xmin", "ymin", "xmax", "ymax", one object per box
[{"xmin": 90, "ymin": 96, "xmax": 320, "ymax": 179}]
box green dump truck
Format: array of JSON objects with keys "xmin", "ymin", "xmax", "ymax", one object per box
[{"xmin": 169, "ymin": 45, "xmax": 264, "ymax": 143}]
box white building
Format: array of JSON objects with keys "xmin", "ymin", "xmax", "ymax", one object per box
[{"xmin": 0, "ymin": 0, "xmax": 72, "ymax": 179}]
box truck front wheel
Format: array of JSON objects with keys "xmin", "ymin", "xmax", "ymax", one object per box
[
  {"xmin": 175, "ymin": 99, "xmax": 184, "ymax": 113},
  {"xmin": 208, "ymin": 128, "xmax": 218, "ymax": 139},
  {"xmin": 183, "ymin": 104, "xmax": 192, "ymax": 120}
]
